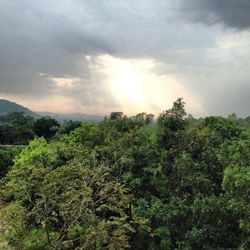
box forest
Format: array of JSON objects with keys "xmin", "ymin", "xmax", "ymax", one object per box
[{"xmin": 0, "ymin": 98, "xmax": 250, "ymax": 249}]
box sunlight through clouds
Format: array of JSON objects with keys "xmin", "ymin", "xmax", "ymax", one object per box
[
  {"xmin": 0, "ymin": 53, "xmax": 205, "ymax": 116},
  {"xmin": 87, "ymin": 54, "xmax": 205, "ymax": 116}
]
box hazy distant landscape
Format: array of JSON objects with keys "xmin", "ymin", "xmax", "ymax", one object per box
[{"xmin": 0, "ymin": 99, "xmax": 104, "ymax": 122}]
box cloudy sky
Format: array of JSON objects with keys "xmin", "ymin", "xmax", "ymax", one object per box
[{"xmin": 0, "ymin": 0, "xmax": 250, "ymax": 117}]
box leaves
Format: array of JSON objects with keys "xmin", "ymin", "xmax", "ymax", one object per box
[
  {"xmin": 1, "ymin": 138, "xmax": 134, "ymax": 249},
  {"xmin": 1, "ymin": 99, "xmax": 250, "ymax": 249}
]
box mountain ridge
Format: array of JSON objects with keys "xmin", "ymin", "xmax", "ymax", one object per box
[
  {"xmin": 0, "ymin": 99, "xmax": 104, "ymax": 121},
  {"xmin": 0, "ymin": 99, "xmax": 37, "ymax": 117}
]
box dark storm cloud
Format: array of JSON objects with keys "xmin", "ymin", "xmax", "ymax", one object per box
[
  {"xmin": 180, "ymin": 0, "xmax": 250, "ymax": 29},
  {"xmin": 0, "ymin": 0, "xmax": 113, "ymax": 101}
]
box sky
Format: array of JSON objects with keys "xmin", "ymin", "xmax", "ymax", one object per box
[{"xmin": 0, "ymin": 0, "xmax": 250, "ymax": 117}]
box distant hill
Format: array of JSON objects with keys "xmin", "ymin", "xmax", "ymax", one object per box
[
  {"xmin": 38, "ymin": 112, "xmax": 104, "ymax": 122},
  {"xmin": 0, "ymin": 99, "xmax": 38, "ymax": 117},
  {"xmin": 0, "ymin": 99, "xmax": 104, "ymax": 122}
]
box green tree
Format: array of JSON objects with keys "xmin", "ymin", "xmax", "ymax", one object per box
[
  {"xmin": 33, "ymin": 117, "xmax": 59, "ymax": 139},
  {"xmin": 1, "ymin": 138, "xmax": 135, "ymax": 249},
  {"xmin": 221, "ymin": 129, "xmax": 250, "ymax": 248},
  {"xmin": 0, "ymin": 112, "xmax": 34, "ymax": 144},
  {"xmin": 0, "ymin": 147, "xmax": 21, "ymax": 178}
]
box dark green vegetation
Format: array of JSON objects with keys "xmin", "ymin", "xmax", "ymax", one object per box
[
  {"xmin": 0, "ymin": 113, "xmax": 82, "ymax": 145},
  {"xmin": 0, "ymin": 99, "xmax": 250, "ymax": 249},
  {"xmin": 0, "ymin": 112, "xmax": 35, "ymax": 145}
]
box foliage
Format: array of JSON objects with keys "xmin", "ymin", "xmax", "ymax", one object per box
[
  {"xmin": 1, "ymin": 138, "xmax": 134, "ymax": 249},
  {"xmin": 0, "ymin": 99, "xmax": 250, "ymax": 249},
  {"xmin": 0, "ymin": 147, "xmax": 21, "ymax": 179},
  {"xmin": 0, "ymin": 112, "xmax": 35, "ymax": 144},
  {"xmin": 57, "ymin": 120, "xmax": 81, "ymax": 135},
  {"xmin": 33, "ymin": 117, "xmax": 60, "ymax": 139}
]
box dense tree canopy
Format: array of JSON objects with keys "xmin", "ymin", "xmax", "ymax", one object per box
[
  {"xmin": 33, "ymin": 117, "xmax": 60, "ymax": 139},
  {"xmin": 0, "ymin": 112, "xmax": 34, "ymax": 144},
  {"xmin": 0, "ymin": 99, "xmax": 250, "ymax": 249}
]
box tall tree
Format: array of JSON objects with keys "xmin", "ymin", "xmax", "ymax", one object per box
[{"xmin": 33, "ymin": 117, "xmax": 59, "ymax": 139}]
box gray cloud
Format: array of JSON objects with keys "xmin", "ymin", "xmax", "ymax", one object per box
[
  {"xmin": 180, "ymin": 0, "xmax": 250, "ymax": 30},
  {"xmin": 0, "ymin": 0, "xmax": 115, "ymax": 106},
  {"xmin": 0, "ymin": 0, "xmax": 249, "ymax": 116}
]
